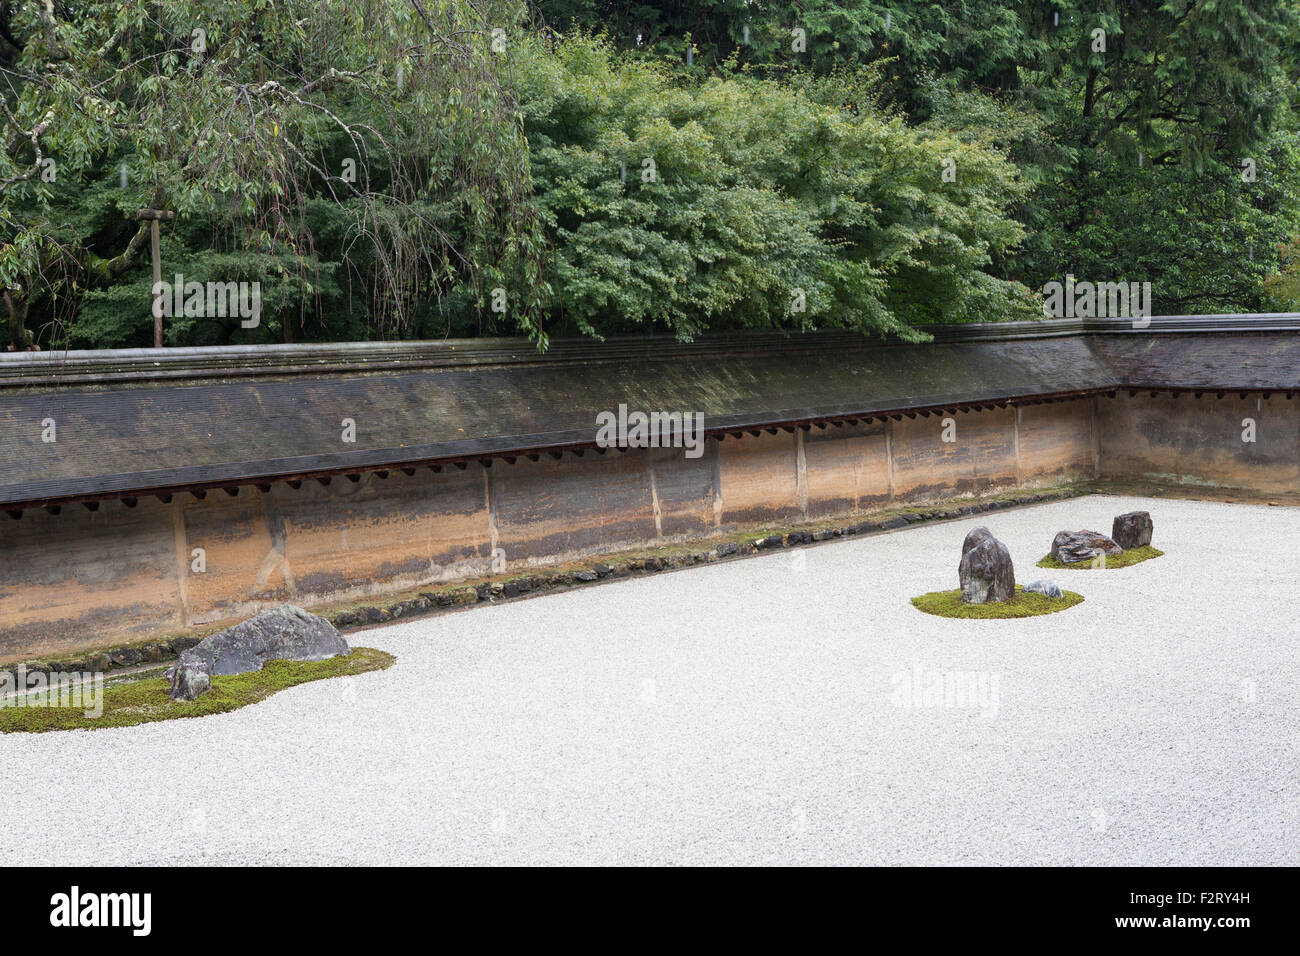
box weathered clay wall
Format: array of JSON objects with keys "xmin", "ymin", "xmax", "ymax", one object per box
[
  {"xmin": 0, "ymin": 399, "xmax": 1101, "ymax": 661},
  {"xmin": 1097, "ymin": 393, "xmax": 1300, "ymax": 494},
  {"xmin": 0, "ymin": 498, "xmax": 184, "ymax": 661}
]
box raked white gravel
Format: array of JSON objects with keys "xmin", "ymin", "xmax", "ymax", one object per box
[{"xmin": 2, "ymin": 494, "xmax": 1296, "ymax": 866}]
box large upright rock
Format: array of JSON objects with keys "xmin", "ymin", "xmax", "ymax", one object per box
[
  {"xmin": 958, "ymin": 527, "xmax": 1015, "ymax": 604},
  {"xmin": 168, "ymin": 606, "xmax": 349, "ymax": 700},
  {"xmin": 1112, "ymin": 511, "xmax": 1153, "ymax": 550},
  {"xmin": 1051, "ymin": 530, "xmax": 1122, "ymax": 564}
]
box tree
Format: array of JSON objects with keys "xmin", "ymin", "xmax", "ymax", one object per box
[
  {"xmin": 519, "ymin": 34, "xmax": 1037, "ymax": 340},
  {"xmin": 1, "ymin": 0, "xmax": 545, "ymax": 349}
]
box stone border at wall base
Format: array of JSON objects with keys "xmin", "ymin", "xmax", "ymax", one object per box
[
  {"xmin": 7, "ymin": 484, "xmax": 1097, "ymax": 676},
  {"xmin": 328, "ymin": 486, "xmax": 1089, "ymax": 631}
]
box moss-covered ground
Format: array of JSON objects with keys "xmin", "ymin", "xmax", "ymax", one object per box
[
  {"xmin": 1035, "ymin": 546, "xmax": 1164, "ymax": 570},
  {"xmin": 0, "ymin": 648, "xmax": 394, "ymax": 734},
  {"xmin": 910, "ymin": 585, "xmax": 1084, "ymax": 619}
]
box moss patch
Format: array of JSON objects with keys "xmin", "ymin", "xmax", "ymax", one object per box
[
  {"xmin": 0, "ymin": 648, "xmax": 394, "ymax": 735},
  {"xmin": 911, "ymin": 585, "xmax": 1084, "ymax": 619},
  {"xmin": 1036, "ymin": 545, "xmax": 1164, "ymax": 570}
]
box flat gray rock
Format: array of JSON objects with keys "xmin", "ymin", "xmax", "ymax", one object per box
[
  {"xmin": 959, "ymin": 526, "xmax": 1015, "ymax": 604},
  {"xmin": 168, "ymin": 606, "xmax": 349, "ymax": 700},
  {"xmin": 1112, "ymin": 511, "xmax": 1153, "ymax": 549},
  {"xmin": 1051, "ymin": 530, "xmax": 1122, "ymax": 564},
  {"xmin": 1024, "ymin": 579, "xmax": 1063, "ymax": 599}
]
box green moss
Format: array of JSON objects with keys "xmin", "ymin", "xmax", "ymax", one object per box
[
  {"xmin": 0, "ymin": 648, "xmax": 394, "ymax": 735},
  {"xmin": 1036, "ymin": 545, "xmax": 1164, "ymax": 570},
  {"xmin": 910, "ymin": 585, "xmax": 1084, "ymax": 619}
]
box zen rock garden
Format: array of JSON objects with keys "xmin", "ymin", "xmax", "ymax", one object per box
[
  {"xmin": 167, "ymin": 605, "xmax": 352, "ymax": 700},
  {"xmin": 913, "ymin": 509, "xmax": 1159, "ymax": 619},
  {"xmin": 1039, "ymin": 510, "xmax": 1162, "ymax": 570}
]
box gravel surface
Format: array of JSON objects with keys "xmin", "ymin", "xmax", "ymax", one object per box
[{"xmin": 2, "ymin": 494, "xmax": 1296, "ymax": 866}]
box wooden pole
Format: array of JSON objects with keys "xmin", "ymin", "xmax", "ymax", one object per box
[
  {"xmin": 149, "ymin": 219, "xmax": 162, "ymax": 347},
  {"xmin": 136, "ymin": 208, "xmax": 175, "ymax": 348}
]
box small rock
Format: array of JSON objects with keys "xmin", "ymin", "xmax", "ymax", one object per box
[
  {"xmin": 110, "ymin": 647, "xmax": 142, "ymax": 667},
  {"xmin": 717, "ymin": 542, "xmax": 738, "ymax": 557},
  {"xmin": 1024, "ymin": 579, "xmax": 1063, "ymax": 599},
  {"xmin": 1111, "ymin": 511, "xmax": 1153, "ymax": 550},
  {"xmin": 958, "ymin": 527, "xmax": 1015, "ymax": 604},
  {"xmin": 572, "ymin": 570, "xmax": 598, "ymax": 582},
  {"xmin": 448, "ymin": 587, "xmax": 479, "ymax": 606},
  {"xmin": 171, "ymin": 659, "xmax": 211, "ymax": 701},
  {"xmin": 1051, "ymin": 530, "xmax": 1122, "ymax": 564},
  {"xmin": 881, "ymin": 516, "xmax": 909, "ymax": 530}
]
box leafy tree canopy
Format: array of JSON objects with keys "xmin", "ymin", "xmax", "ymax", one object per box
[{"xmin": 4, "ymin": 1, "xmax": 1300, "ymax": 349}]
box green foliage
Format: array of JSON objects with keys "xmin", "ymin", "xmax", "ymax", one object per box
[
  {"xmin": 5, "ymin": 1, "xmax": 1300, "ymax": 349},
  {"xmin": 0, "ymin": 647, "xmax": 394, "ymax": 734},
  {"xmin": 519, "ymin": 34, "xmax": 1037, "ymax": 339},
  {"xmin": 544, "ymin": 1, "xmax": 1300, "ymax": 319},
  {"xmin": 2, "ymin": 0, "xmax": 544, "ymax": 348},
  {"xmin": 1003, "ymin": 2, "xmax": 1300, "ymax": 310}
]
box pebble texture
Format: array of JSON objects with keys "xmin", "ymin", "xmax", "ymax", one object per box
[{"xmin": 0, "ymin": 495, "xmax": 1295, "ymax": 866}]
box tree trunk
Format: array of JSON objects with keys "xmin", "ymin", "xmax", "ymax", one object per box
[{"xmin": 4, "ymin": 289, "xmax": 35, "ymax": 350}]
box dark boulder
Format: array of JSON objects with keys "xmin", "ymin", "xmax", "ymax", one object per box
[
  {"xmin": 1051, "ymin": 530, "xmax": 1122, "ymax": 564},
  {"xmin": 961, "ymin": 527, "xmax": 996, "ymax": 555},
  {"xmin": 168, "ymin": 606, "xmax": 349, "ymax": 701},
  {"xmin": 958, "ymin": 527, "xmax": 1015, "ymax": 604},
  {"xmin": 1112, "ymin": 511, "xmax": 1153, "ymax": 550}
]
